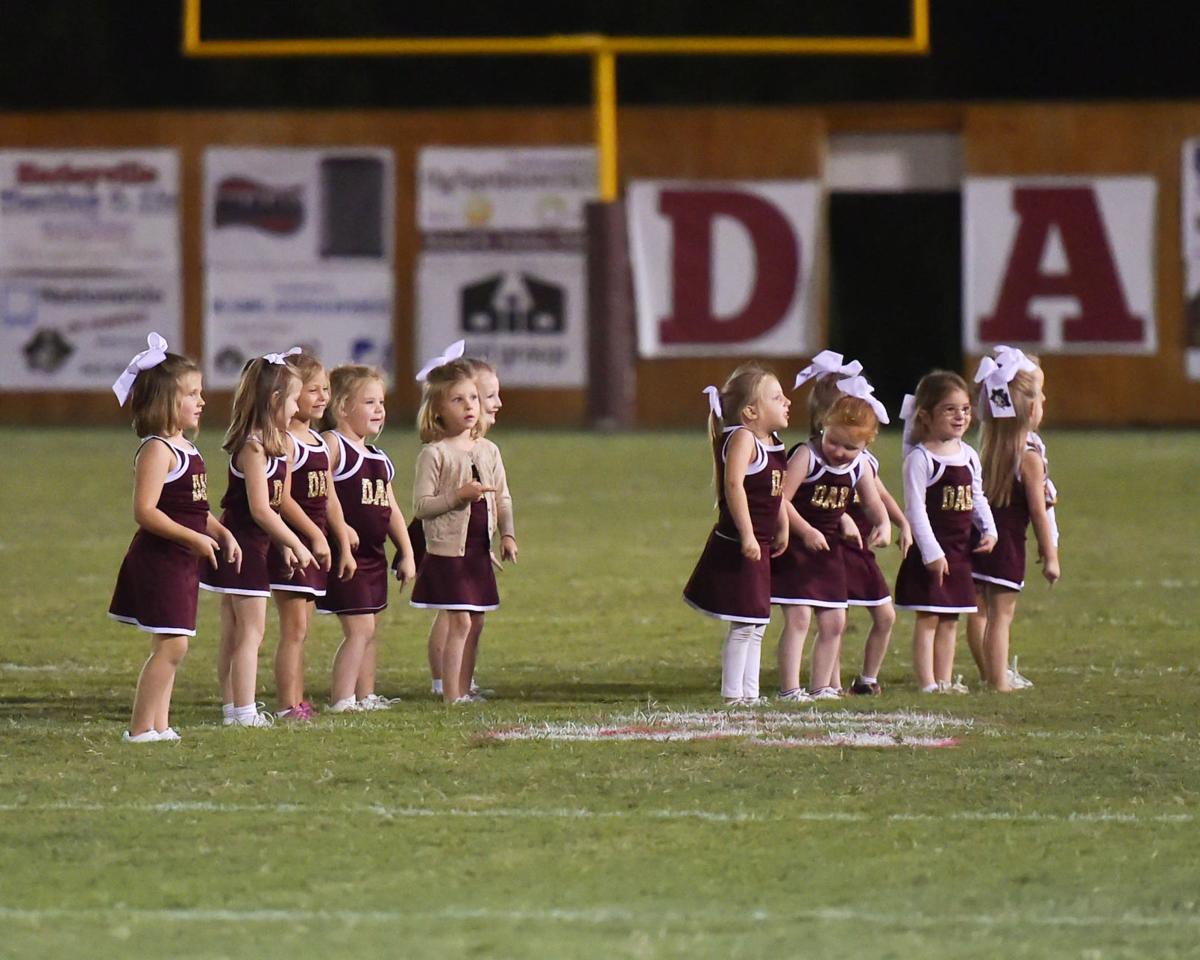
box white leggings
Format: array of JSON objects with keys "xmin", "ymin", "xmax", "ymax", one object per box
[{"xmin": 721, "ymin": 621, "xmax": 766, "ymax": 699}]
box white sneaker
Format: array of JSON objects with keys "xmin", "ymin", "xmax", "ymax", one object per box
[
  {"xmin": 430, "ymin": 681, "xmax": 443, "ymax": 697},
  {"xmin": 327, "ymin": 697, "xmax": 362, "ymax": 714},
  {"xmin": 156, "ymin": 727, "xmax": 182, "ymax": 742},
  {"xmin": 810, "ymin": 686, "xmax": 842, "ymax": 701},
  {"xmin": 450, "ymin": 695, "xmax": 476, "ymax": 705},
  {"xmin": 122, "ymin": 729, "xmax": 160, "ymax": 743},
  {"xmin": 229, "ymin": 711, "xmax": 275, "ymax": 728},
  {"xmin": 357, "ymin": 694, "xmax": 400, "ymax": 711},
  {"xmin": 938, "ymin": 675, "xmax": 969, "ymax": 695},
  {"xmin": 1008, "ymin": 656, "xmax": 1034, "ymax": 689},
  {"xmin": 469, "ymin": 681, "xmax": 496, "ymax": 698},
  {"xmin": 776, "ymin": 688, "xmax": 814, "ymax": 703},
  {"xmin": 723, "ymin": 697, "xmax": 747, "ymax": 707}
]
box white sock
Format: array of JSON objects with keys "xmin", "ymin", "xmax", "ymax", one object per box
[
  {"xmin": 431, "ymin": 679, "xmax": 443, "ymax": 694},
  {"xmin": 741, "ymin": 624, "xmax": 765, "ymax": 698},
  {"xmin": 721, "ymin": 622, "xmax": 757, "ymax": 699},
  {"xmin": 860, "ymin": 675, "xmax": 877, "ymax": 685},
  {"xmin": 920, "ymin": 683, "xmax": 939, "ymax": 694},
  {"xmin": 234, "ymin": 703, "xmax": 257, "ymax": 723},
  {"xmin": 222, "ymin": 702, "xmax": 235, "ymax": 721}
]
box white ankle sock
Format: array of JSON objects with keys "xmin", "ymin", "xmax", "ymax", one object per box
[
  {"xmin": 431, "ymin": 679, "xmax": 443, "ymax": 694},
  {"xmin": 234, "ymin": 703, "xmax": 257, "ymax": 723},
  {"xmin": 222, "ymin": 702, "xmax": 235, "ymax": 721}
]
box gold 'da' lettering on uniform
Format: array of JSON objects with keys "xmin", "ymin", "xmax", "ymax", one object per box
[
  {"xmin": 770, "ymin": 469, "xmax": 783, "ymax": 498},
  {"xmin": 192, "ymin": 473, "xmax": 208, "ymax": 502},
  {"xmin": 361, "ymin": 477, "xmax": 387, "ymax": 506},
  {"xmin": 306, "ymin": 469, "xmax": 328, "ymax": 499},
  {"xmin": 811, "ymin": 484, "xmax": 851, "ymax": 511},
  {"xmin": 940, "ymin": 484, "xmax": 973, "ymax": 512},
  {"xmin": 270, "ymin": 479, "xmax": 284, "ymax": 508}
]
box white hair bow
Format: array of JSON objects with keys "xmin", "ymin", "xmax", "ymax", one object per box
[
  {"xmin": 899, "ymin": 393, "xmax": 918, "ymax": 455},
  {"xmin": 262, "ymin": 346, "xmax": 302, "ymax": 365},
  {"xmin": 701, "ymin": 385, "xmax": 723, "ymax": 420},
  {"xmin": 974, "ymin": 344, "xmax": 1037, "ymax": 418},
  {"xmin": 794, "ymin": 350, "xmax": 863, "ymax": 390},
  {"xmin": 836, "ymin": 375, "xmax": 890, "ymax": 425},
  {"xmin": 112, "ymin": 332, "xmax": 169, "ymax": 407},
  {"xmin": 415, "ymin": 339, "xmax": 466, "ymax": 382}
]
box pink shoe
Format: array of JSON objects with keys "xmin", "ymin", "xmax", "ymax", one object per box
[{"xmin": 277, "ymin": 701, "xmax": 316, "ymax": 722}]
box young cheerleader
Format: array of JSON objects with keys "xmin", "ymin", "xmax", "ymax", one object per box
[
  {"xmin": 793, "ymin": 354, "xmax": 914, "ymax": 696},
  {"xmin": 268, "ymin": 353, "xmax": 359, "ymax": 720},
  {"xmin": 201, "ymin": 353, "xmax": 316, "ymax": 727},
  {"xmin": 109, "ymin": 334, "xmax": 242, "ymax": 742},
  {"xmin": 317, "ymin": 365, "xmax": 417, "ymax": 712},
  {"xmin": 894, "ymin": 371, "xmax": 997, "ymax": 693},
  {"xmin": 410, "ymin": 358, "xmax": 516, "ymax": 704},
  {"xmin": 771, "ymin": 387, "xmax": 889, "ymax": 702},
  {"xmin": 966, "ymin": 347, "xmax": 1060, "ymax": 691},
  {"xmin": 421, "ymin": 352, "xmax": 516, "ymax": 700},
  {"xmin": 682, "ymin": 363, "xmax": 790, "ymax": 705}
]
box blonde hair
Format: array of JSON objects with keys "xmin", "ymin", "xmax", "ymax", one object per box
[
  {"xmin": 223, "ymin": 358, "xmax": 299, "ymax": 458},
  {"xmin": 908, "ymin": 370, "xmax": 970, "ymax": 446},
  {"xmin": 978, "ymin": 360, "xmax": 1044, "ymax": 507},
  {"xmin": 324, "ymin": 364, "xmax": 386, "ymax": 438},
  {"xmin": 284, "ymin": 352, "xmax": 326, "ymax": 387},
  {"xmin": 805, "ymin": 373, "xmax": 847, "ymax": 438},
  {"xmin": 417, "ymin": 359, "xmax": 477, "ymax": 443},
  {"xmin": 707, "ymin": 361, "xmax": 777, "ymax": 497},
  {"xmin": 128, "ymin": 353, "xmax": 201, "ymax": 439},
  {"xmin": 463, "ymin": 356, "xmax": 498, "ymax": 439},
  {"xmin": 821, "ymin": 394, "xmax": 879, "ymax": 446}
]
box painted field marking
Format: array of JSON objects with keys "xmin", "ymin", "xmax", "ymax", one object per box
[
  {"xmin": 0, "ymin": 904, "xmax": 1196, "ymax": 930},
  {"xmin": 0, "ymin": 800, "xmax": 1190, "ymax": 826}
]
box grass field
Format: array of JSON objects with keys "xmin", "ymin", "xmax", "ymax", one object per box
[{"xmin": 1, "ymin": 426, "xmax": 1198, "ymax": 959}]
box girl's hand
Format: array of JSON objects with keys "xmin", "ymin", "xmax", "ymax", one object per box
[
  {"xmin": 897, "ymin": 524, "xmax": 913, "ymax": 559},
  {"xmin": 394, "ymin": 555, "xmax": 416, "ymax": 586},
  {"xmin": 291, "ymin": 543, "xmax": 316, "ymax": 572},
  {"xmin": 1039, "ymin": 553, "xmax": 1061, "ymax": 585},
  {"xmin": 973, "ymin": 534, "xmax": 997, "ymax": 555},
  {"xmin": 278, "ymin": 545, "xmax": 299, "ymax": 576},
  {"xmin": 189, "ymin": 533, "xmax": 222, "ymax": 570},
  {"xmin": 312, "ymin": 534, "xmax": 333, "ymax": 573},
  {"xmin": 868, "ymin": 521, "xmax": 891, "ymax": 549},
  {"xmin": 501, "ymin": 534, "xmax": 519, "ymax": 564},
  {"xmin": 740, "ymin": 536, "xmax": 762, "ymax": 561},
  {"xmin": 346, "ymin": 525, "xmax": 360, "ymax": 553},
  {"xmin": 839, "ymin": 514, "xmax": 863, "ymax": 549},
  {"xmin": 457, "ymin": 481, "xmax": 496, "ymax": 504},
  {"xmin": 925, "ymin": 556, "xmax": 949, "ymax": 586},
  {"xmin": 770, "ymin": 528, "xmax": 788, "ymax": 559},
  {"xmin": 801, "ymin": 528, "xmax": 830, "ymax": 552},
  {"xmin": 336, "ymin": 542, "xmax": 357, "ymax": 581}
]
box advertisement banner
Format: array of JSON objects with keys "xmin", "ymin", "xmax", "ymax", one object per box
[
  {"xmin": 204, "ymin": 147, "xmax": 393, "ymax": 268},
  {"xmin": 416, "ymin": 253, "xmax": 587, "ymax": 388},
  {"xmin": 964, "ymin": 176, "xmax": 1156, "ymax": 354},
  {"xmin": 626, "ymin": 180, "xmax": 821, "ymax": 359},
  {"xmin": 204, "ymin": 269, "xmax": 392, "ymax": 389},
  {"xmin": 0, "ymin": 149, "xmax": 179, "ymax": 272},
  {"xmin": 415, "ymin": 146, "xmax": 595, "ymax": 387},
  {"xmin": 0, "ymin": 275, "xmax": 181, "ymax": 390},
  {"xmin": 1182, "ymin": 138, "xmax": 1200, "ymax": 260}
]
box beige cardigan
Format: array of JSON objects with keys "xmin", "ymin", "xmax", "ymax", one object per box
[{"xmin": 412, "ymin": 438, "xmax": 515, "ymax": 557}]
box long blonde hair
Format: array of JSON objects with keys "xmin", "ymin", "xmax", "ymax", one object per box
[
  {"xmin": 978, "ymin": 362, "xmax": 1044, "ymax": 507},
  {"xmin": 223, "ymin": 358, "xmax": 298, "ymax": 458},
  {"xmin": 324, "ymin": 364, "xmax": 386, "ymax": 438},
  {"xmin": 908, "ymin": 370, "xmax": 970, "ymax": 446},
  {"xmin": 417, "ymin": 359, "xmax": 476, "ymax": 443},
  {"xmin": 707, "ymin": 362, "xmax": 776, "ymax": 497}
]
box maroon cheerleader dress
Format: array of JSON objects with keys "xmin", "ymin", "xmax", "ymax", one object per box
[
  {"xmin": 268, "ymin": 430, "xmax": 330, "ymax": 598},
  {"xmin": 199, "ymin": 445, "xmax": 286, "ymax": 597},
  {"xmin": 683, "ymin": 427, "xmax": 786, "ymax": 626},
  {"xmin": 843, "ymin": 451, "xmax": 893, "ymax": 607},
  {"xmin": 109, "ymin": 437, "xmax": 209, "ymax": 636}
]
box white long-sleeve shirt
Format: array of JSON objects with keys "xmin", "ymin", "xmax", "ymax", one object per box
[{"xmin": 903, "ymin": 442, "xmax": 997, "ymax": 565}]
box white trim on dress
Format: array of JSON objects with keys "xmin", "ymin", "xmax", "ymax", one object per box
[{"xmin": 107, "ymin": 612, "xmax": 197, "ymax": 637}]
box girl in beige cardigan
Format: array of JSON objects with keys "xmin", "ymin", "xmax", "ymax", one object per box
[{"xmin": 410, "ymin": 359, "xmax": 517, "ymax": 703}]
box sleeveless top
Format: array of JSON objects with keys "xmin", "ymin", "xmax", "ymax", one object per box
[
  {"xmin": 328, "ymin": 431, "xmax": 395, "ymax": 549},
  {"xmin": 137, "ymin": 436, "xmax": 209, "ymax": 535},
  {"xmin": 713, "ymin": 426, "xmax": 786, "ymax": 544},
  {"xmin": 789, "ymin": 440, "xmax": 863, "ymax": 538},
  {"xmin": 285, "ymin": 428, "xmax": 330, "ymax": 529},
  {"xmin": 220, "ymin": 441, "xmax": 286, "ymax": 528}
]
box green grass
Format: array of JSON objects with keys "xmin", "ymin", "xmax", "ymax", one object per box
[{"xmin": 1, "ymin": 427, "xmax": 1198, "ymax": 959}]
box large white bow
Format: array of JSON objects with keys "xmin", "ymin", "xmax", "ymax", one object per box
[
  {"xmin": 112, "ymin": 332, "xmax": 169, "ymax": 407},
  {"xmin": 262, "ymin": 346, "xmax": 302, "ymax": 366},
  {"xmin": 898, "ymin": 392, "xmax": 918, "ymax": 454},
  {"xmin": 794, "ymin": 350, "xmax": 863, "ymax": 390},
  {"xmin": 415, "ymin": 339, "xmax": 466, "ymax": 382},
  {"xmin": 974, "ymin": 344, "xmax": 1037, "ymax": 418},
  {"xmin": 836, "ymin": 375, "xmax": 890, "ymax": 424},
  {"xmin": 701, "ymin": 385, "xmax": 722, "ymax": 420}
]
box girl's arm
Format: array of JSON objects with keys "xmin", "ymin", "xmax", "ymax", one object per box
[
  {"xmin": 903, "ymin": 449, "xmax": 947, "ymax": 580},
  {"xmin": 132, "ymin": 441, "xmax": 221, "ymax": 567},
  {"xmin": 1021, "ymin": 450, "xmax": 1060, "ymax": 584},
  {"xmin": 279, "ymin": 440, "xmax": 332, "ymax": 573},
  {"xmin": 205, "ymin": 514, "xmax": 241, "ymax": 573},
  {"xmin": 323, "ymin": 471, "xmax": 357, "ymax": 580},
  {"xmin": 723, "ymin": 428, "xmax": 761, "ymax": 560},
  {"xmin": 875, "ymin": 474, "xmax": 912, "ymax": 557},
  {"xmin": 780, "ymin": 445, "xmax": 828, "ymax": 552},
  {"xmin": 385, "ymin": 482, "xmax": 416, "ymax": 585},
  {"xmin": 968, "ymin": 451, "xmax": 997, "ymax": 554},
  {"xmin": 240, "ymin": 441, "xmax": 314, "ymax": 571},
  {"xmin": 855, "ymin": 469, "xmax": 891, "ymax": 548},
  {"xmin": 770, "ymin": 501, "xmax": 789, "ymax": 558},
  {"xmin": 413, "ymin": 444, "xmax": 494, "ymax": 519},
  {"xmin": 492, "ymin": 446, "xmax": 518, "ymax": 563}
]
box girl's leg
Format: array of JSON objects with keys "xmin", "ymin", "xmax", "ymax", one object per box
[
  {"xmin": 932, "ymin": 615, "xmax": 960, "ymax": 685},
  {"xmin": 427, "ymin": 612, "xmax": 448, "ymax": 691},
  {"xmin": 912, "ymin": 612, "xmax": 938, "ymax": 690},
  {"xmin": 861, "ymin": 602, "xmax": 897, "ymax": 681},
  {"xmin": 460, "ymin": 613, "xmax": 484, "ymax": 695},
  {"xmin": 741, "ymin": 623, "xmax": 766, "ymax": 699},
  {"xmin": 984, "ymin": 588, "xmax": 1020, "ymax": 692},
  {"xmin": 775, "ymin": 606, "xmax": 813, "ymax": 693},
  {"xmin": 330, "ymin": 613, "xmax": 374, "ymax": 705},
  {"xmin": 273, "ymin": 592, "xmax": 312, "ymax": 709},
  {"xmin": 217, "ymin": 595, "xmax": 236, "ymax": 708},
  {"xmin": 441, "ymin": 611, "xmax": 472, "ymax": 702},
  {"xmin": 809, "ymin": 607, "xmax": 848, "ymax": 692},
  {"xmin": 228, "ymin": 595, "xmax": 268, "ymax": 709},
  {"xmin": 130, "ymin": 634, "xmax": 188, "ymax": 735},
  {"xmin": 355, "ymin": 613, "xmax": 380, "ymax": 701},
  {"xmin": 965, "ymin": 583, "xmax": 989, "ymax": 682}
]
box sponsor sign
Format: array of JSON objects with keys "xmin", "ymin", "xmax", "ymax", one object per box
[
  {"xmin": 0, "ymin": 275, "xmax": 181, "ymax": 389},
  {"xmin": 964, "ymin": 177, "xmax": 1156, "ymax": 354},
  {"xmin": 415, "ymin": 147, "xmax": 595, "ymax": 387},
  {"xmin": 1180, "ymin": 141, "xmax": 1200, "ymax": 378},
  {"xmin": 626, "ymin": 180, "xmax": 821, "ymax": 358},
  {"xmin": 0, "ymin": 149, "xmax": 179, "ymax": 272},
  {"xmin": 204, "ymin": 270, "xmax": 392, "ymax": 389}
]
